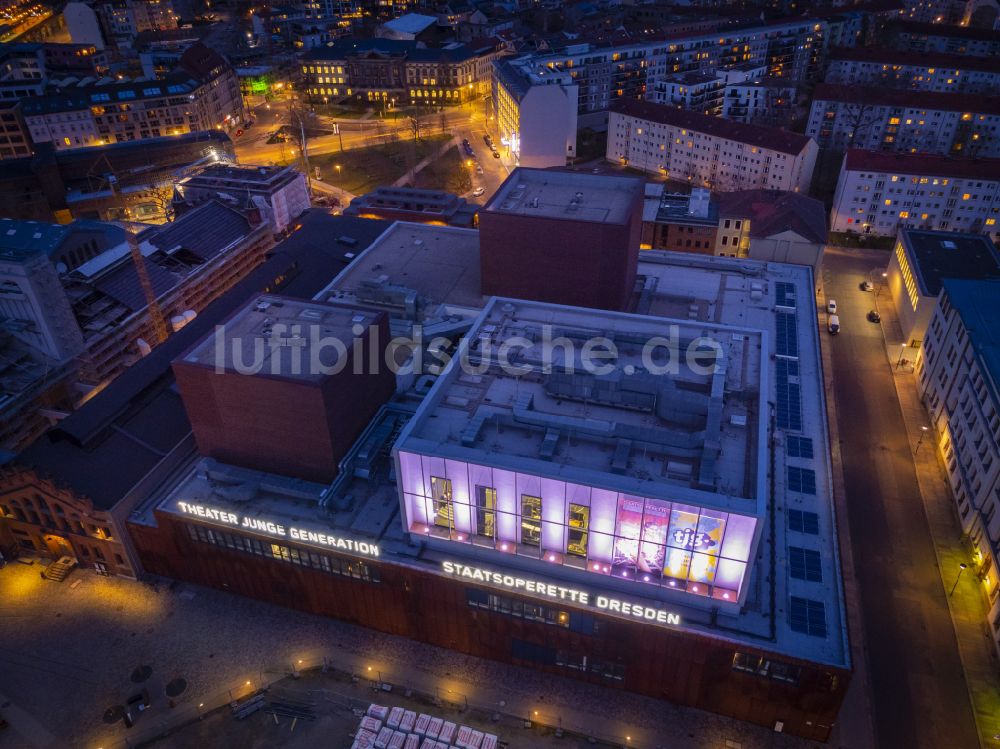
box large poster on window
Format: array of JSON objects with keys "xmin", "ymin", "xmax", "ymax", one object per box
[
  {"xmin": 612, "ymin": 496, "xmax": 644, "ymax": 572},
  {"xmin": 638, "ymin": 499, "xmax": 669, "ymax": 574}
]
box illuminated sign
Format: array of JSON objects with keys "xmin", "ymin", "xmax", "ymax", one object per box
[
  {"xmin": 440, "ymin": 561, "xmax": 681, "ymax": 627},
  {"xmin": 177, "ymin": 502, "xmax": 380, "ymax": 557},
  {"xmin": 670, "ymin": 528, "xmax": 716, "ymax": 550}
]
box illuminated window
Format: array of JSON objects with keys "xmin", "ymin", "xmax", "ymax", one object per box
[
  {"xmin": 885, "ymin": 199, "xmax": 892, "ymax": 206},
  {"xmin": 889, "ymin": 117, "xmax": 900, "ymax": 125},
  {"xmin": 987, "ymin": 218, "xmax": 997, "ymax": 226},
  {"xmin": 431, "ymin": 476, "xmax": 453, "ymax": 529},
  {"xmin": 476, "ymin": 486, "xmax": 495, "ymax": 539},
  {"xmin": 963, "ymin": 193, "xmax": 971, "ymax": 200},
  {"xmin": 895, "ymin": 242, "xmax": 920, "ymax": 311},
  {"xmin": 899, "ymin": 211, "xmax": 909, "ymax": 218},
  {"xmin": 521, "ymin": 495, "xmax": 541, "ymax": 546},
  {"xmin": 567, "ymin": 503, "xmax": 589, "ymax": 558}
]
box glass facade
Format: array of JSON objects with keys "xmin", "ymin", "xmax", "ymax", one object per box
[{"xmin": 398, "ymin": 451, "xmax": 757, "ymax": 602}]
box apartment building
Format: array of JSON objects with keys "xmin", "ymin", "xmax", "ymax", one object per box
[
  {"xmin": 915, "ymin": 278, "xmax": 1000, "ymax": 660},
  {"xmin": 608, "ymin": 99, "xmax": 818, "ymax": 193},
  {"xmin": 722, "ymin": 78, "xmax": 802, "ymax": 127},
  {"xmin": 831, "ymin": 150, "xmax": 1000, "ymax": 240},
  {"xmin": 20, "ymin": 43, "xmax": 243, "ymax": 150},
  {"xmin": 647, "ymin": 72, "xmax": 725, "ymax": 116},
  {"xmin": 492, "ymin": 59, "xmax": 577, "ymax": 167},
  {"xmin": 0, "ymin": 100, "xmax": 31, "ymax": 160},
  {"xmin": 825, "ymin": 48, "xmax": 1000, "ymax": 94},
  {"xmin": 806, "ymin": 84, "xmax": 1000, "ymax": 156},
  {"xmin": 174, "ymin": 164, "xmax": 310, "ymax": 235},
  {"xmin": 886, "ymin": 229, "xmax": 1000, "ymax": 347},
  {"xmin": 300, "ymin": 38, "xmax": 505, "ymax": 106},
  {"xmin": 96, "ymin": 0, "xmax": 178, "ymax": 49},
  {"xmin": 507, "ymin": 14, "xmax": 862, "ymax": 127},
  {"xmin": 886, "ymin": 21, "xmax": 1000, "ymax": 57}
]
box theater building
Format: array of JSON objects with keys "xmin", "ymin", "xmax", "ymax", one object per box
[{"xmin": 127, "ymin": 228, "xmax": 850, "ymax": 740}]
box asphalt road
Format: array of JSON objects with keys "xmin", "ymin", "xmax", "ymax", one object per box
[
  {"xmin": 233, "ymin": 104, "xmax": 489, "ymax": 168},
  {"xmin": 821, "ymin": 248, "xmax": 979, "ymax": 749}
]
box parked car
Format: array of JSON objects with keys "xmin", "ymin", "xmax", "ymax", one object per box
[
  {"xmin": 827, "ymin": 299, "xmax": 837, "ymax": 314},
  {"xmin": 867, "ymin": 310, "xmax": 881, "ymax": 323},
  {"xmin": 828, "ymin": 315, "xmax": 841, "ymax": 335},
  {"xmin": 475, "ymin": 165, "xmax": 483, "ymax": 175},
  {"xmin": 492, "ymin": 151, "xmax": 500, "ymax": 159},
  {"xmin": 860, "ymin": 280, "xmax": 874, "ymax": 292},
  {"xmin": 472, "ymin": 186, "xmax": 485, "ymax": 197},
  {"xmin": 483, "ymin": 134, "xmax": 492, "ymax": 147}
]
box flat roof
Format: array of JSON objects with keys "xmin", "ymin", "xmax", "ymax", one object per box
[
  {"xmin": 177, "ymin": 164, "xmax": 299, "ymax": 192},
  {"xmin": 942, "ymin": 278, "xmax": 1000, "ymax": 392},
  {"xmin": 178, "ymin": 293, "xmax": 380, "ymax": 381},
  {"xmin": 320, "ymin": 222, "xmax": 484, "ymax": 312},
  {"xmin": 401, "ymin": 297, "xmax": 765, "ymax": 509},
  {"xmin": 482, "ymin": 168, "xmax": 644, "ymax": 225},
  {"xmin": 900, "ymin": 229, "xmax": 1000, "ymax": 298},
  {"xmin": 142, "ymin": 252, "xmax": 847, "ymax": 668}
]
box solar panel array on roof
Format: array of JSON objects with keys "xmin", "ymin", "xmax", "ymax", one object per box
[
  {"xmin": 776, "ymin": 358, "xmax": 801, "ymax": 431},
  {"xmin": 789, "ymin": 596, "xmax": 827, "ymax": 638},
  {"xmin": 775, "ymin": 311, "xmax": 798, "ymax": 359},
  {"xmin": 786, "ymin": 436, "xmax": 813, "ymax": 459},
  {"xmin": 789, "ymin": 546, "xmax": 823, "ymax": 582},
  {"xmin": 775, "ymin": 281, "xmax": 796, "ymax": 308}
]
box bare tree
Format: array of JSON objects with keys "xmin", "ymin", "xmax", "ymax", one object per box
[
  {"xmin": 409, "ymin": 116, "xmax": 422, "ymax": 143},
  {"xmin": 840, "ymin": 103, "xmax": 879, "ymax": 151}
]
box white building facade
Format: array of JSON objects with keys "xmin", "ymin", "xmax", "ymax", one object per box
[
  {"xmin": 831, "ymin": 150, "xmax": 1000, "ymax": 239},
  {"xmin": 916, "ymin": 278, "xmax": 1000, "ymax": 661},
  {"xmin": 806, "ymin": 84, "xmax": 1000, "ymax": 156},
  {"xmin": 825, "ymin": 49, "xmax": 1000, "ymax": 94},
  {"xmin": 492, "ymin": 60, "xmax": 577, "ymax": 168},
  {"xmin": 607, "ymin": 100, "xmax": 817, "ymax": 193}
]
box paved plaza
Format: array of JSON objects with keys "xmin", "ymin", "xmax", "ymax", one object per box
[{"xmin": 0, "ymin": 562, "xmax": 831, "ymax": 749}]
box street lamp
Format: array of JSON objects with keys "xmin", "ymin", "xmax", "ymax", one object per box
[
  {"xmin": 949, "ymin": 562, "xmax": 969, "ymax": 596},
  {"xmin": 915, "ymin": 425, "xmax": 930, "ymax": 454}
]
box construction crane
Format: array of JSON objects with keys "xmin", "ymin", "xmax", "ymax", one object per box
[{"xmin": 126, "ymin": 230, "xmax": 169, "ymax": 345}]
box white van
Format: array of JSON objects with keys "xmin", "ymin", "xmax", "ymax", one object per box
[{"xmin": 828, "ymin": 314, "xmax": 841, "ymax": 335}]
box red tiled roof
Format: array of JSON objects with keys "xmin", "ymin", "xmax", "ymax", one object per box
[
  {"xmin": 812, "ymin": 83, "xmax": 1000, "ymax": 114},
  {"xmin": 843, "ymin": 149, "xmax": 1000, "ymax": 180},
  {"xmin": 828, "ymin": 46, "xmax": 1000, "ymax": 73},
  {"xmin": 719, "ymin": 189, "xmax": 827, "ymax": 245},
  {"xmin": 610, "ymin": 99, "xmax": 812, "ymax": 156}
]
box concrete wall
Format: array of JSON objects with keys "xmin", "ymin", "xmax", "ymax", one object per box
[
  {"xmin": 518, "ymin": 83, "xmax": 578, "ymax": 168},
  {"xmin": 172, "ymin": 311, "xmax": 395, "ymax": 483},
  {"xmin": 479, "ymin": 198, "xmax": 642, "ymax": 311},
  {"xmin": 747, "ymin": 230, "xmax": 824, "ymax": 272}
]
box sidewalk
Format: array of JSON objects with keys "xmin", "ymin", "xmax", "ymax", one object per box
[{"xmin": 875, "ymin": 272, "xmax": 1000, "ymax": 748}]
